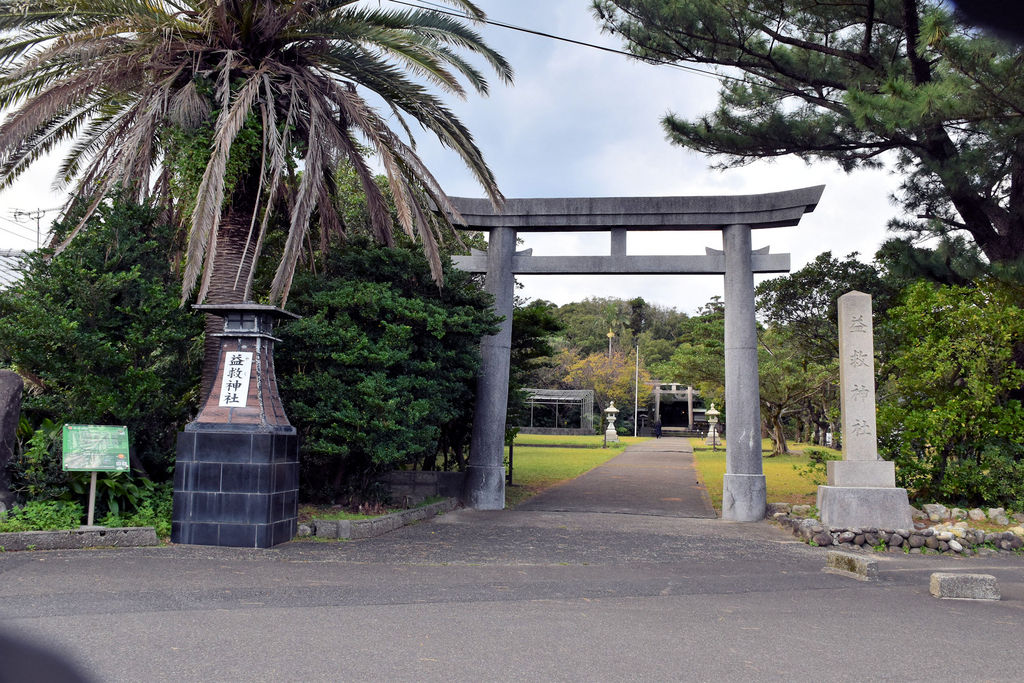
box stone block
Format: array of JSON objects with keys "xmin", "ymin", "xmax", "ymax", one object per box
[
  {"xmin": 313, "ymin": 520, "xmax": 337, "ymax": 538},
  {"xmin": 817, "ymin": 485, "xmax": 913, "ymax": 530},
  {"xmin": 824, "ymin": 550, "xmax": 878, "ymax": 581},
  {"xmin": 0, "ymin": 527, "xmax": 158, "ymax": 552},
  {"xmin": 827, "ymin": 460, "xmax": 896, "ymax": 487},
  {"xmin": 929, "ymin": 573, "xmax": 1000, "ymax": 600}
]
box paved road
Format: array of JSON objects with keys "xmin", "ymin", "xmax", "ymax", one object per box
[
  {"xmin": 516, "ymin": 437, "xmax": 716, "ymax": 518},
  {"xmin": 1, "ymin": 439, "xmax": 1023, "ymax": 682}
]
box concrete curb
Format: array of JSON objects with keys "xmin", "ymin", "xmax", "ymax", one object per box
[
  {"xmin": 929, "ymin": 573, "xmax": 1000, "ymax": 600},
  {"xmin": 822, "ymin": 550, "xmax": 878, "ymax": 581},
  {"xmin": 0, "ymin": 526, "xmax": 159, "ymax": 552},
  {"xmin": 313, "ymin": 498, "xmax": 458, "ymax": 540}
]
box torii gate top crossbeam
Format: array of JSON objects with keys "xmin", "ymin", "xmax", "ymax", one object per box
[{"xmin": 449, "ymin": 185, "xmax": 824, "ymax": 232}]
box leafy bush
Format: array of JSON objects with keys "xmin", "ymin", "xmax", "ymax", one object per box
[
  {"xmin": 276, "ymin": 238, "xmax": 497, "ymax": 502},
  {"xmin": 100, "ymin": 483, "xmax": 173, "ymax": 537},
  {"xmin": 9, "ymin": 419, "xmax": 68, "ymax": 501},
  {"xmin": 793, "ymin": 447, "xmax": 842, "ymax": 486},
  {"xmin": 878, "ymin": 280, "xmax": 1024, "ymax": 507},
  {"xmin": 0, "ymin": 500, "xmax": 83, "ymax": 532},
  {"xmin": 68, "ymin": 472, "xmax": 159, "ymax": 518},
  {"xmin": 0, "ymin": 193, "xmax": 203, "ymax": 501}
]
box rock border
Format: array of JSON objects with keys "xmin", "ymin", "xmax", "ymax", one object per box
[
  {"xmin": 303, "ymin": 498, "xmax": 458, "ymax": 540},
  {"xmin": 0, "ymin": 526, "xmax": 159, "ymax": 552},
  {"xmin": 770, "ymin": 503, "xmax": 1024, "ymax": 556}
]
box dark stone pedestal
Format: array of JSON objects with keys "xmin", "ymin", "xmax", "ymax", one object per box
[{"xmin": 172, "ymin": 428, "xmax": 298, "ymax": 548}]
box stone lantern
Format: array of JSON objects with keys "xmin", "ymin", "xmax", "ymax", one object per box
[
  {"xmin": 604, "ymin": 401, "xmax": 620, "ymax": 443},
  {"xmin": 172, "ymin": 303, "xmax": 300, "ymax": 548},
  {"xmin": 706, "ymin": 403, "xmax": 720, "ymax": 450}
]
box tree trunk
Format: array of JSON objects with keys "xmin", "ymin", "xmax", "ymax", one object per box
[
  {"xmin": 765, "ymin": 409, "xmax": 789, "ymax": 456},
  {"xmin": 198, "ymin": 181, "xmax": 261, "ymax": 400}
]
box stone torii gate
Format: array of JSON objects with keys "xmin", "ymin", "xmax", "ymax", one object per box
[{"xmin": 451, "ymin": 186, "xmax": 824, "ymax": 522}]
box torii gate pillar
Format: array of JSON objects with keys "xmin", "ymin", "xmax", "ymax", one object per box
[
  {"xmin": 465, "ymin": 225, "xmax": 516, "ymax": 509},
  {"xmin": 721, "ymin": 224, "xmax": 766, "ymax": 520}
]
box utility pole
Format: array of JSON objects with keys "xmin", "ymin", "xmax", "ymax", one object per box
[
  {"xmin": 12, "ymin": 208, "xmax": 47, "ymax": 248},
  {"xmin": 633, "ymin": 344, "xmax": 639, "ymax": 437}
]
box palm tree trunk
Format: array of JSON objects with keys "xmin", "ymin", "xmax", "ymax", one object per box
[{"xmin": 198, "ymin": 181, "xmax": 260, "ymax": 400}]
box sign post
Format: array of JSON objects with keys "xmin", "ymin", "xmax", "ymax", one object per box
[{"xmin": 62, "ymin": 424, "xmax": 130, "ymax": 527}]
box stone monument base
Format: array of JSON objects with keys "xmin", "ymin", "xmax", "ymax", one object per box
[
  {"xmin": 817, "ymin": 485, "xmax": 913, "ymax": 529},
  {"xmin": 723, "ymin": 473, "xmax": 766, "ymax": 521},
  {"xmin": 172, "ymin": 426, "xmax": 298, "ymax": 548},
  {"xmin": 827, "ymin": 460, "xmax": 895, "ymax": 487}
]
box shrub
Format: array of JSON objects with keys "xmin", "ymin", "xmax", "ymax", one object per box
[
  {"xmin": 99, "ymin": 482, "xmax": 173, "ymax": 537},
  {"xmin": 276, "ymin": 238, "xmax": 496, "ymax": 502},
  {"xmin": 878, "ymin": 280, "xmax": 1024, "ymax": 507},
  {"xmin": 0, "ymin": 193, "xmax": 202, "ymax": 501},
  {"xmin": 0, "ymin": 500, "xmax": 83, "ymax": 532},
  {"xmin": 793, "ymin": 447, "xmax": 842, "ymax": 486}
]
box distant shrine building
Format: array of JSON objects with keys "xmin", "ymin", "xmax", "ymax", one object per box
[
  {"xmin": 517, "ymin": 382, "xmax": 709, "ymax": 437},
  {"xmin": 650, "ymin": 382, "xmax": 706, "ymax": 433}
]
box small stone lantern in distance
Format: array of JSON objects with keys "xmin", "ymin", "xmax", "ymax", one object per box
[
  {"xmin": 706, "ymin": 403, "xmax": 720, "ymax": 451},
  {"xmin": 604, "ymin": 401, "xmax": 620, "ymax": 445}
]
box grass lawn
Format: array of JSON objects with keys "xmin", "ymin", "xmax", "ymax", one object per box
[
  {"xmin": 505, "ymin": 435, "xmax": 650, "ymax": 507},
  {"xmin": 513, "ymin": 433, "xmax": 648, "ymax": 447},
  {"xmin": 691, "ymin": 438, "xmax": 838, "ymax": 513}
]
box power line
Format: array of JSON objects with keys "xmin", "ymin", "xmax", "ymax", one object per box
[
  {"xmin": 390, "ymin": 0, "xmax": 739, "ymax": 85},
  {"xmin": 0, "ymin": 214, "xmax": 35, "ymax": 237},
  {"xmin": 0, "ymin": 223, "xmax": 36, "ymax": 241}
]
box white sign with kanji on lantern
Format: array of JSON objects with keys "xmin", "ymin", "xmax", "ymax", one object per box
[{"xmin": 218, "ymin": 351, "xmax": 253, "ymax": 408}]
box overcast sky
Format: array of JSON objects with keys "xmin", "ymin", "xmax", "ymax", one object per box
[{"xmin": 0, "ymin": 1, "xmax": 903, "ymax": 313}]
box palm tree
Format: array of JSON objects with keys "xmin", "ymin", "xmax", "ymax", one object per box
[{"xmin": 0, "ymin": 0, "xmax": 511, "ymax": 386}]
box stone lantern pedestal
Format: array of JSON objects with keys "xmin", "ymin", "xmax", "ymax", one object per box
[{"xmin": 172, "ymin": 304, "xmax": 300, "ymax": 548}]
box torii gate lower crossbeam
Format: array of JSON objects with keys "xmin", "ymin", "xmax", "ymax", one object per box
[{"xmin": 452, "ymin": 186, "xmax": 824, "ymax": 521}]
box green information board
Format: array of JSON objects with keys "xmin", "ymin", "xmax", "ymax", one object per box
[{"xmin": 62, "ymin": 424, "xmax": 130, "ymax": 472}]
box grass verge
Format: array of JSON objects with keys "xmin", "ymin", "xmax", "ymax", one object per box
[
  {"xmin": 513, "ymin": 433, "xmax": 649, "ymax": 447},
  {"xmin": 299, "ymin": 495, "xmax": 447, "ymax": 523},
  {"xmin": 692, "ymin": 438, "xmax": 834, "ymax": 513},
  {"xmin": 505, "ymin": 435, "xmax": 648, "ymax": 507}
]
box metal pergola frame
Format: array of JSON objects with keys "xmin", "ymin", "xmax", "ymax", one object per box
[{"xmin": 522, "ymin": 389, "xmax": 594, "ymax": 431}]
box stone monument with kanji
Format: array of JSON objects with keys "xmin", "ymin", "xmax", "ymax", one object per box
[{"xmin": 817, "ymin": 291, "xmax": 912, "ymax": 529}]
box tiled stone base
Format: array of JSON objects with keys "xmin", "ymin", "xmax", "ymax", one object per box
[{"xmin": 172, "ymin": 429, "xmax": 298, "ymax": 548}]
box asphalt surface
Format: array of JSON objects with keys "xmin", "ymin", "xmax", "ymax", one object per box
[{"xmin": 1, "ymin": 438, "xmax": 1023, "ymax": 682}]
